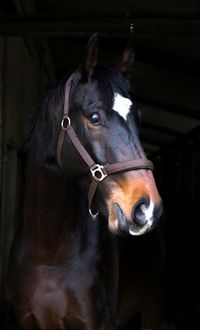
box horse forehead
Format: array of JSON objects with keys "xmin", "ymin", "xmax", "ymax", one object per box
[
  {"xmin": 75, "ymin": 81, "xmax": 99, "ymax": 105},
  {"xmin": 113, "ymin": 93, "xmax": 132, "ymax": 121}
]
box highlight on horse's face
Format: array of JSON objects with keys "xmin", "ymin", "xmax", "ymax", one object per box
[{"xmin": 63, "ymin": 34, "xmax": 163, "ymax": 236}]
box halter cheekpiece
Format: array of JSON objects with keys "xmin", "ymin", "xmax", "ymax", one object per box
[{"xmin": 56, "ymin": 73, "xmax": 154, "ymax": 217}]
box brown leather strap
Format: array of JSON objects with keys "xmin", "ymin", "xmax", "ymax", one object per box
[
  {"xmin": 57, "ymin": 74, "xmax": 74, "ymax": 167},
  {"xmin": 57, "ymin": 130, "xmax": 65, "ymax": 168},
  {"xmin": 63, "ymin": 125, "xmax": 95, "ymax": 168},
  {"xmin": 105, "ymin": 158, "xmax": 154, "ymax": 174},
  {"xmin": 88, "ymin": 180, "xmax": 99, "ymax": 212},
  {"xmin": 64, "ymin": 73, "xmax": 74, "ymax": 115},
  {"xmin": 57, "ymin": 73, "xmax": 97, "ymax": 169}
]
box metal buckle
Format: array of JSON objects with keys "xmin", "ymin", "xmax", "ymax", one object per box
[
  {"xmin": 90, "ymin": 164, "xmax": 107, "ymax": 182},
  {"xmin": 61, "ymin": 115, "xmax": 71, "ymax": 131}
]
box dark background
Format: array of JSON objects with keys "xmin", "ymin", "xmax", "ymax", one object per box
[{"xmin": 0, "ymin": 0, "xmax": 200, "ymax": 329}]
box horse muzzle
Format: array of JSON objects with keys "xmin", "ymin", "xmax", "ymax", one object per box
[{"xmin": 113, "ymin": 197, "xmax": 163, "ymax": 236}]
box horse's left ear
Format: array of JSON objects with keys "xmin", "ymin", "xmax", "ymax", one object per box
[
  {"xmin": 81, "ymin": 33, "xmax": 98, "ymax": 77},
  {"xmin": 117, "ymin": 45, "xmax": 135, "ymax": 78}
]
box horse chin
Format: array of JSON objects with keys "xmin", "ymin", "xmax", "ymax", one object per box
[
  {"xmin": 108, "ymin": 216, "xmax": 152, "ymax": 236},
  {"xmin": 107, "ymin": 203, "xmax": 153, "ymax": 236},
  {"xmin": 128, "ymin": 220, "xmax": 153, "ymax": 236}
]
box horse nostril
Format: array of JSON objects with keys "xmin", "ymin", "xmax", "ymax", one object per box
[
  {"xmin": 131, "ymin": 198, "xmax": 150, "ymax": 225},
  {"xmin": 114, "ymin": 202, "xmax": 129, "ymax": 233}
]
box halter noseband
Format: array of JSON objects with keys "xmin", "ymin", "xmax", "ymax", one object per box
[{"xmin": 56, "ymin": 74, "xmax": 154, "ymax": 217}]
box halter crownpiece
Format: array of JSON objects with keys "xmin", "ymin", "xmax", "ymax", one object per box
[{"xmin": 56, "ymin": 73, "xmax": 154, "ymax": 217}]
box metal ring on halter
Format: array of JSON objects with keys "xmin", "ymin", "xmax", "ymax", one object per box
[
  {"xmin": 89, "ymin": 208, "xmax": 99, "ymax": 219},
  {"xmin": 61, "ymin": 115, "xmax": 71, "ymax": 131}
]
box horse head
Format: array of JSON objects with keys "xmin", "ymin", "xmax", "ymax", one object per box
[{"xmin": 56, "ymin": 34, "xmax": 163, "ymax": 236}]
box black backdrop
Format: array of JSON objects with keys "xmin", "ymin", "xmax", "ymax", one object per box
[{"xmin": 153, "ymin": 125, "xmax": 200, "ymax": 329}]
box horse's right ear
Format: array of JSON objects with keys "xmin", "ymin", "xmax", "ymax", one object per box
[{"xmin": 80, "ymin": 33, "xmax": 98, "ymax": 78}]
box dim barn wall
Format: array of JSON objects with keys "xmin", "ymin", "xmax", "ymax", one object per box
[{"xmin": 0, "ymin": 36, "xmax": 55, "ymax": 320}]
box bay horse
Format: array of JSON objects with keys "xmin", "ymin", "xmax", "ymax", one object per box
[{"xmin": 8, "ymin": 35, "xmax": 163, "ymax": 330}]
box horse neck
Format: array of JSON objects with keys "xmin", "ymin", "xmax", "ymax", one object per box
[
  {"xmin": 22, "ymin": 160, "xmax": 117, "ymax": 267},
  {"xmin": 23, "ymin": 158, "xmax": 83, "ymax": 243}
]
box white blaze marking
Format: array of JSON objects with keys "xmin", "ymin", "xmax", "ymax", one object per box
[{"xmin": 113, "ymin": 93, "xmax": 132, "ymax": 121}]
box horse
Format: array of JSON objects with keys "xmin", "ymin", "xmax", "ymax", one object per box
[{"xmin": 8, "ymin": 35, "xmax": 163, "ymax": 330}]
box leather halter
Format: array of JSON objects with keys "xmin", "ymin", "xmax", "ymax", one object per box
[{"xmin": 56, "ymin": 73, "xmax": 154, "ymax": 217}]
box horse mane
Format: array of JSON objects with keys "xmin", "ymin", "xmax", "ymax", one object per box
[
  {"xmin": 22, "ymin": 74, "xmax": 70, "ymax": 164},
  {"xmin": 27, "ymin": 76, "xmax": 67, "ymax": 141},
  {"xmin": 92, "ymin": 64, "xmax": 131, "ymax": 110}
]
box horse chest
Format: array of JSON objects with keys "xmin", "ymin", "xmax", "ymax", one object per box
[
  {"xmin": 23, "ymin": 261, "xmax": 96, "ymax": 329},
  {"xmin": 29, "ymin": 238, "xmax": 101, "ymax": 320}
]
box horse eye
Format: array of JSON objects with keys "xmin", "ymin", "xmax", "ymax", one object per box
[{"xmin": 89, "ymin": 113, "xmax": 100, "ymax": 125}]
